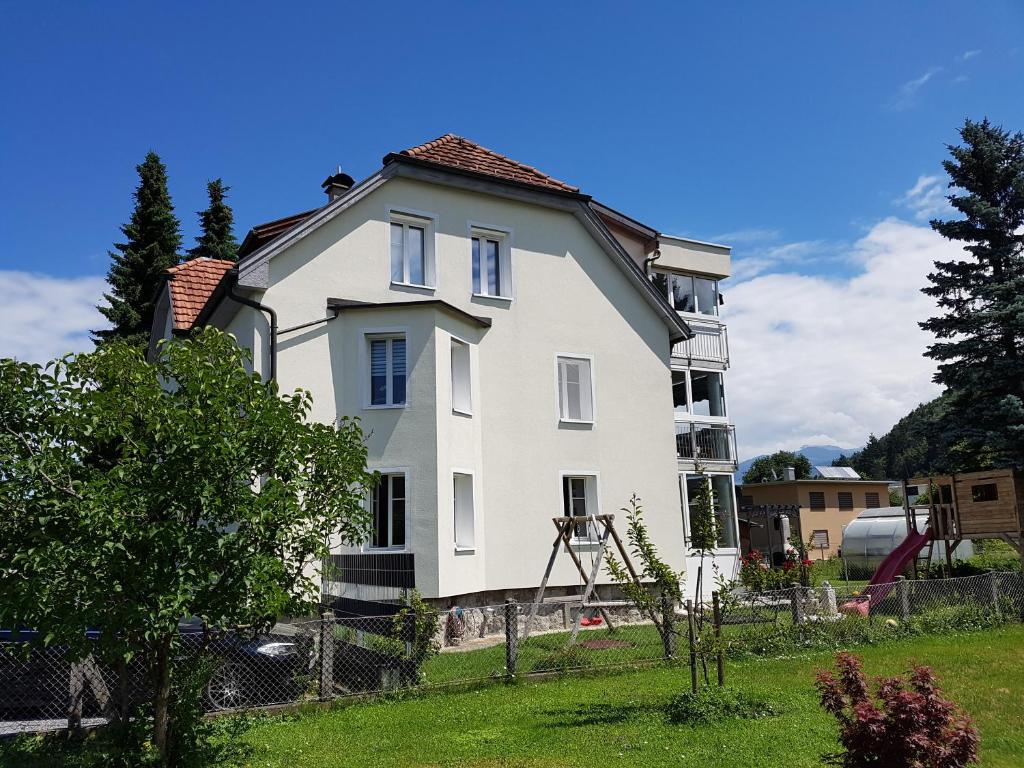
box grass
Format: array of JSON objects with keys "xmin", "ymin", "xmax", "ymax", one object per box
[
  {"xmin": 230, "ymin": 624, "xmax": 1024, "ymax": 768},
  {"xmin": 4, "ymin": 625, "xmax": 1021, "ymax": 767}
]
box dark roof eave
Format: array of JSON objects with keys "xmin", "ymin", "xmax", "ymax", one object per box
[
  {"xmin": 382, "ymin": 153, "xmax": 592, "ymax": 202},
  {"xmin": 326, "ymin": 297, "xmax": 492, "ymax": 329}
]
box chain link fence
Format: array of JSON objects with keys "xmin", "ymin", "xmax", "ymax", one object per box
[{"xmin": 3, "ymin": 572, "xmax": 1022, "ymax": 735}]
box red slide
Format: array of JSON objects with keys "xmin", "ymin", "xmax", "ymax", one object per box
[{"xmin": 840, "ymin": 528, "xmax": 931, "ymax": 616}]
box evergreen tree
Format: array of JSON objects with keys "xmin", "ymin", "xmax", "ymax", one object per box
[
  {"xmin": 188, "ymin": 178, "xmax": 238, "ymax": 262},
  {"xmin": 94, "ymin": 152, "xmax": 181, "ymax": 347},
  {"xmin": 922, "ymin": 119, "xmax": 1024, "ymax": 469}
]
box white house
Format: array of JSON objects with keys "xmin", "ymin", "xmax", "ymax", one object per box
[{"xmin": 150, "ymin": 134, "xmax": 739, "ymax": 608}]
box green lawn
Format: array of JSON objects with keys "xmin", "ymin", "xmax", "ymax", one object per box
[{"xmin": 234, "ymin": 625, "xmax": 1024, "ymax": 768}]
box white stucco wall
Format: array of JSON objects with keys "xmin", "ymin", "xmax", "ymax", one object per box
[{"xmin": 216, "ymin": 176, "xmax": 686, "ymax": 600}]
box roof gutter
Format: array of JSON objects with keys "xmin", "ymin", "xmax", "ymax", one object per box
[{"xmin": 226, "ymin": 269, "xmax": 278, "ymax": 382}]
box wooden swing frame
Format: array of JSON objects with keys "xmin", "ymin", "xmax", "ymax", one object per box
[{"xmin": 523, "ymin": 513, "xmax": 656, "ymax": 642}]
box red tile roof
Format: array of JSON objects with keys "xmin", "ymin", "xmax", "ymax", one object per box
[
  {"xmin": 399, "ymin": 134, "xmax": 578, "ymax": 193},
  {"xmin": 166, "ymin": 258, "xmax": 234, "ymax": 331}
]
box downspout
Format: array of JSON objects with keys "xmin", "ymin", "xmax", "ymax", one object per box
[
  {"xmin": 227, "ymin": 270, "xmax": 278, "ymax": 382},
  {"xmin": 643, "ymin": 248, "xmax": 661, "ymax": 277}
]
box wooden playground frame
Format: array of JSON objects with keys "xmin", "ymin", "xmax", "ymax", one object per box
[{"xmin": 903, "ymin": 468, "xmax": 1024, "ymax": 577}]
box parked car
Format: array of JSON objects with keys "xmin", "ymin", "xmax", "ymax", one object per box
[{"xmin": 0, "ymin": 625, "xmax": 313, "ymax": 718}]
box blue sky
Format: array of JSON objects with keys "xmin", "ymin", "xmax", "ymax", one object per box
[{"xmin": 1, "ymin": 1, "xmax": 1022, "ymax": 456}]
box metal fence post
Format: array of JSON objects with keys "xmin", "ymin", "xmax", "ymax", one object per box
[
  {"xmin": 504, "ymin": 598, "xmax": 518, "ymax": 679},
  {"xmin": 988, "ymin": 571, "xmax": 1001, "ymax": 619},
  {"xmin": 896, "ymin": 576, "xmax": 910, "ymax": 621},
  {"xmin": 68, "ymin": 660, "xmax": 84, "ymax": 733},
  {"xmin": 685, "ymin": 599, "xmax": 698, "ymax": 693},
  {"xmin": 659, "ymin": 594, "xmax": 676, "ymax": 660},
  {"xmin": 712, "ymin": 591, "xmax": 725, "ymax": 687},
  {"xmin": 319, "ymin": 611, "xmax": 334, "ymax": 702},
  {"xmin": 789, "ymin": 583, "xmax": 805, "ymax": 625}
]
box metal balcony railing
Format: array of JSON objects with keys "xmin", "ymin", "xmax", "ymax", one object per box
[
  {"xmin": 672, "ymin": 320, "xmax": 729, "ymax": 366},
  {"xmin": 675, "ymin": 421, "xmax": 737, "ymax": 464}
]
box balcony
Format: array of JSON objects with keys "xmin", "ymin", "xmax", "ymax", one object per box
[
  {"xmin": 676, "ymin": 421, "xmax": 737, "ymax": 465},
  {"xmin": 672, "ymin": 320, "xmax": 729, "ymax": 367}
]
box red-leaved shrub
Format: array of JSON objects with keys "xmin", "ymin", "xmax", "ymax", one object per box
[{"xmin": 815, "ymin": 652, "xmax": 979, "ymax": 768}]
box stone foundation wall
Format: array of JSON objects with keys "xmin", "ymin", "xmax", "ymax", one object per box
[{"xmin": 426, "ymin": 585, "xmax": 655, "ymax": 648}]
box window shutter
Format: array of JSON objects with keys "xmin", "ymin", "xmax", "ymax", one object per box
[
  {"xmin": 391, "ymin": 338, "xmax": 406, "ymax": 404},
  {"xmin": 809, "ymin": 491, "xmax": 825, "ymax": 510},
  {"xmin": 838, "ymin": 492, "xmax": 853, "ymax": 511},
  {"xmin": 451, "ymin": 339, "xmax": 471, "ymax": 414},
  {"xmin": 865, "ymin": 492, "xmax": 880, "ymax": 508},
  {"xmin": 370, "ymin": 339, "xmax": 388, "ymax": 405},
  {"xmin": 454, "ymin": 474, "xmax": 475, "ymax": 549}
]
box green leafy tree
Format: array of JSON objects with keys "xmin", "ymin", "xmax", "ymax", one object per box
[
  {"xmin": 605, "ymin": 494, "xmax": 683, "ymax": 658},
  {"xmin": 188, "ymin": 179, "xmax": 238, "ymax": 262},
  {"xmin": 922, "ymin": 118, "xmax": 1024, "ymax": 470},
  {"xmin": 742, "ymin": 451, "xmax": 813, "ymax": 484},
  {"xmin": 95, "ymin": 152, "xmax": 182, "ymax": 347},
  {"xmin": 0, "ymin": 328, "xmax": 374, "ymax": 763}
]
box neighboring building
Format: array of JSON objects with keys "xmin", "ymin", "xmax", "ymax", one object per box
[
  {"xmin": 149, "ymin": 134, "xmax": 739, "ymax": 606},
  {"xmin": 739, "ymin": 472, "xmax": 891, "ymax": 560}
]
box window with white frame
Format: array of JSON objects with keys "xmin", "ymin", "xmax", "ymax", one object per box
[
  {"xmin": 556, "ymin": 356, "xmax": 594, "ymax": 423},
  {"xmin": 562, "ymin": 474, "xmax": 597, "ymax": 540},
  {"xmin": 690, "ymin": 370, "xmax": 727, "ymax": 418},
  {"xmin": 471, "ymin": 230, "xmax": 511, "ymax": 298},
  {"xmin": 450, "ymin": 337, "xmax": 472, "ymax": 415},
  {"xmin": 390, "ymin": 213, "xmax": 434, "ymax": 287},
  {"xmin": 453, "ymin": 472, "xmax": 475, "ymax": 550},
  {"xmin": 682, "ymin": 473, "xmax": 738, "ymax": 549},
  {"xmin": 368, "ymin": 334, "xmax": 407, "ymax": 407},
  {"xmin": 673, "ymin": 369, "xmax": 727, "ymax": 420},
  {"xmin": 370, "ymin": 473, "xmax": 406, "ymax": 549},
  {"xmin": 672, "ymin": 370, "xmax": 689, "ymax": 417},
  {"xmin": 653, "ymin": 271, "xmax": 719, "ymax": 316}
]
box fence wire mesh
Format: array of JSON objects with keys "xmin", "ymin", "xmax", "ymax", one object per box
[{"xmin": 2, "ymin": 571, "xmax": 1022, "ymax": 735}]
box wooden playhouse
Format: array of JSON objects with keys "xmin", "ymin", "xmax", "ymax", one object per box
[{"xmin": 904, "ymin": 468, "xmax": 1024, "ymax": 575}]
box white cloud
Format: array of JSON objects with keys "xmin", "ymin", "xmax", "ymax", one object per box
[
  {"xmin": 0, "ymin": 271, "xmax": 107, "ymax": 363},
  {"xmin": 898, "ymin": 175, "xmax": 953, "ymax": 221},
  {"xmin": 708, "ymin": 228, "xmax": 781, "ymax": 244},
  {"xmin": 890, "ymin": 67, "xmax": 941, "ymax": 110},
  {"xmin": 728, "ymin": 239, "xmax": 833, "ymax": 281},
  {"xmin": 958, "ymin": 49, "xmax": 981, "ymax": 62},
  {"xmin": 725, "ymin": 218, "xmax": 957, "ymax": 459}
]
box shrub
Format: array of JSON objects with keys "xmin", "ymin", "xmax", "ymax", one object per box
[
  {"xmin": 665, "ymin": 686, "xmax": 776, "ymax": 726},
  {"xmin": 816, "ymin": 652, "xmax": 979, "ymax": 768},
  {"xmin": 908, "ymin": 602, "xmax": 1007, "ymax": 635}
]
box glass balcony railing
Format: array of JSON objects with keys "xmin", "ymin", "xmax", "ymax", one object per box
[
  {"xmin": 675, "ymin": 422, "xmax": 737, "ymax": 464},
  {"xmin": 672, "ymin": 320, "xmax": 729, "ymax": 366}
]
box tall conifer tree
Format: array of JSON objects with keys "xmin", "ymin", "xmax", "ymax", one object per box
[
  {"xmin": 922, "ymin": 119, "xmax": 1024, "ymax": 468},
  {"xmin": 94, "ymin": 152, "xmax": 182, "ymax": 346},
  {"xmin": 189, "ymin": 178, "xmax": 238, "ymax": 262}
]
